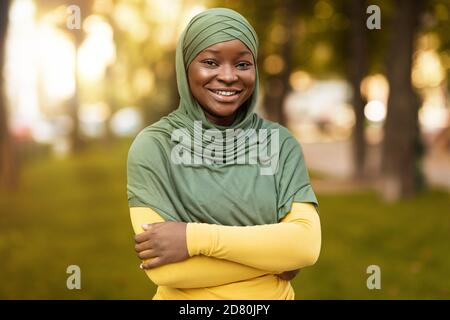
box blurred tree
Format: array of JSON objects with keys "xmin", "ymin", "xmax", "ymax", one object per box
[
  {"xmin": 68, "ymin": 1, "xmax": 93, "ymax": 153},
  {"xmin": 428, "ymin": 0, "xmax": 450, "ymax": 91},
  {"xmin": 346, "ymin": 0, "xmax": 368, "ymax": 179},
  {"xmin": 0, "ymin": 0, "xmax": 18, "ymax": 190},
  {"xmin": 426, "ymin": 0, "xmax": 450, "ymax": 155},
  {"xmin": 35, "ymin": 0, "xmax": 94, "ymax": 153},
  {"xmin": 381, "ymin": 0, "xmax": 424, "ymax": 201},
  {"xmin": 105, "ymin": 0, "xmax": 183, "ymax": 127},
  {"xmin": 261, "ymin": 0, "xmax": 299, "ymax": 125}
]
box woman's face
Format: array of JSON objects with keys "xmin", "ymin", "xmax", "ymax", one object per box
[{"xmin": 187, "ymin": 39, "xmax": 256, "ymax": 126}]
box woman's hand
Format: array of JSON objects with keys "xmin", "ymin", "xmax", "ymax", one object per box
[
  {"xmin": 134, "ymin": 221, "xmax": 189, "ymax": 269},
  {"xmin": 277, "ymin": 269, "xmax": 300, "ymax": 281}
]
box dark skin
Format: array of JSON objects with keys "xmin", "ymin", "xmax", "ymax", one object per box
[
  {"xmin": 187, "ymin": 39, "xmax": 256, "ymax": 126},
  {"xmin": 134, "ymin": 39, "xmax": 300, "ymax": 281}
]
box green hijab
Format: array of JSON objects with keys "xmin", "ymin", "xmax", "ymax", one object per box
[{"xmin": 127, "ymin": 8, "xmax": 317, "ymax": 226}]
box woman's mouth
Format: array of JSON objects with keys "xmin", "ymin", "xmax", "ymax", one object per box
[{"xmin": 207, "ymin": 89, "xmax": 242, "ymax": 102}]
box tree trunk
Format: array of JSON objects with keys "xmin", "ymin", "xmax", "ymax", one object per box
[
  {"xmin": 0, "ymin": 0, "xmax": 18, "ymax": 190},
  {"xmin": 348, "ymin": 0, "xmax": 368, "ymax": 180},
  {"xmin": 262, "ymin": 0, "xmax": 297, "ymax": 126},
  {"xmin": 67, "ymin": 1, "xmax": 93, "ymax": 153},
  {"xmin": 69, "ymin": 46, "xmax": 83, "ymax": 152},
  {"xmin": 381, "ymin": 0, "xmax": 423, "ymax": 201}
]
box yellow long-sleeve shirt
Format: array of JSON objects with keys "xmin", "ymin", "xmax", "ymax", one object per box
[{"xmin": 129, "ymin": 202, "xmax": 321, "ymax": 299}]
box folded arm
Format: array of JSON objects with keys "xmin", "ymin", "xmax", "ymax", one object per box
[
  {"xmin": 130, "ymin": 207, "xmax": 271, "ymax": 288},
  {"xmin": 187, "ymin": 202, "xmax": 321, "ymax": 273}
]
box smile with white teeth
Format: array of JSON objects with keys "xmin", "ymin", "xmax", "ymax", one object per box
[{"xmin": 210, "ymin": 89, "xmax": 240, "ymax": 96}]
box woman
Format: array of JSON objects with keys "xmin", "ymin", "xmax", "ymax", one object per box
[{"xmin": 127, "ymin": 7, "xmax": 321, "ymax": 300}]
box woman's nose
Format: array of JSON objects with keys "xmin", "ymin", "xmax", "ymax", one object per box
[{"xmin": 217, "ymin": 65, "xmax": 238, "ymax": 83}]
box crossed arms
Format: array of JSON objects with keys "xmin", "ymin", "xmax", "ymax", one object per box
[{"xmin": 129, "ymin": 202, "xmax": 321, "ymax": 289}]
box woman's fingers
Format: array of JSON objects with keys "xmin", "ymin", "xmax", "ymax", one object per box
[
  {"xmin": 141, "ymin": 257, "xmax": 165, "ymax": 269},
  {"xmin": 134, "ymin": 221, "xmax": 189, "ymax": 269},
  {"xmin": 134, "ymin": 222, "xmax": 164, "ymax": 243},
  {"xmin": 134, "ymin": 239, "xmax": 157, "ymax": 253},
  {"xmin": 138, "ymin": 249, "xmax": 158, "ymax": 260},
  {"xmin": 277, "ymin": 269, "xmax": 301, "ymax": 281},
  {"xmin": 134, "ymin": 231, "xmax": 150, "ymax": 244}
]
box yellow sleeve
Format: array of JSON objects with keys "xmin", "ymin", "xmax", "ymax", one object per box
[
  {"xmin": 186, "ymin": 202, "xmax": 321, "ymax": 273},
  {"xmin": 129, "ymin": 207, "xmax": 271, "ymax": 288}
]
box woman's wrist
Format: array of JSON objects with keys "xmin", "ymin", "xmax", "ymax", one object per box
[{"xmin": 186, "ymin": 222, "xmax": 217, "ymax": 257}]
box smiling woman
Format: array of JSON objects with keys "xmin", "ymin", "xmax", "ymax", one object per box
[
  {"xmin": 127, "ymin": 7, "xmax": 321, "ymax": 300},
  {"xmin": 187, "ymin": 39, "xmax": 256, "ymax": 126}
]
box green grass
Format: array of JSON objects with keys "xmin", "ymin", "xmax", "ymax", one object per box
[
  {"xmin": 0, "ymin": 140, "xmax": 449, "ymax": 299},
  {"xmin": 294, "ymin": 190, "xmax": 450, "ymax": 299}
]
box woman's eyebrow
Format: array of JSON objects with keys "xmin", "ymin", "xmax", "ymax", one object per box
[
  {"xmin": 237, "ymin": 51, "xmax": 252, "ymax": 57},
  {"xmin": 202, "ymin": 49, "xmax": 252, "ymax": 57}
]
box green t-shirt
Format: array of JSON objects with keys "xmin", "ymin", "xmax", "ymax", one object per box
[{"xmin": 127, "ymin": 117, "xmax": 318, "ymax": 226}]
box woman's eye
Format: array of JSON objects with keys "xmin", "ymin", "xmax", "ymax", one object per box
[
  {"xmin": 203, "ymin": 60, "xmax": 218, "ymax": 67},
  {"xmin": 237, "ymin": 62, "xmax": 251, "ymax": 69}
]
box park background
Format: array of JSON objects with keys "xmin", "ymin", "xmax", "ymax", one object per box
[{"xmin": 0, "ymin": 0, "xmax": 449, "ymax": 299}]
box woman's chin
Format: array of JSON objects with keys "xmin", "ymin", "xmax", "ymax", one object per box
[
  {"xmin": 207, "ymin": 104, "xmax": 240, "ymax": 117},
  {"xmin": 202, "ymin": 108, "xmax": 239, "ymax": 125}
]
